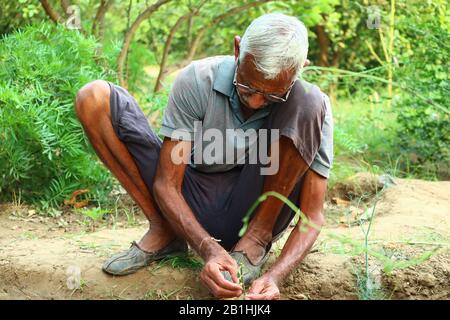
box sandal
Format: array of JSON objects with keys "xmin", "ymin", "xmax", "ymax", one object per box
[
  {"xmin": 221, "ymin": 242, "xmax": 272, "ymax": 287},
  {"xmin": 102, "ymin": 238, "xmax": 188, "ymax": 276}
]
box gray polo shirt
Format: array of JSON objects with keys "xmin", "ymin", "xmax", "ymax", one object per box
[{"xmin": 160, "ymin": 55, "xmax": 333, "ymax": 178}]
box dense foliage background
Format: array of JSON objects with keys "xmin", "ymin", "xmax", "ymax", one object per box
[
  {"xmin": 0, "ymin": 0, "xmax": 448, "ymax": 208},
  {"xmin": 0, "ymin": 23, "xmax": 115, "ymax": 208}
]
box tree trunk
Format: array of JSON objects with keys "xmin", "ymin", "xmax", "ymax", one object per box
[
  {"xmin": 154, "ymin": 0, "xmax": 206, "ymax": 92},
  {"xmin": 154, "ymin": 14, "xmax": 191, "ymax": 92},
  {"xmin": 147, "ymin": 19, "xmax": 161, "ymax": 64},
  {"xmin": 39, "ymin": 0, "xmax": 63, "ymax": 23},
  {"xmin": 328, "ymin": 48, "xmax": 342, "ymax": 103},
  {"xmin": 124, "ymin": 0, "xmax": 134, "ymax": 86},
  {"xmin": 92, "ymin": 0, "xmax": 115, "ymax": 40},
  {"xmin": 117, "ymin": 0, "xmax": 172, "ymax": 88},
  {"xmin": 60, "ymin": 0, "xmax": 70, "ymax": 16},
  {"xmin": 314, "ymin": 25, "xmax": 329, "ymax": 67},
  {"xmin": 186, "ymin": 14, "xmax": 194, "ymax": 49},
  {"xmin": 40, "ymin": 0, "xmax": 86, "ymax": 34},
  {"xmin": 387, "ymin": 0, "xmax": 396, "ymax": 107}
]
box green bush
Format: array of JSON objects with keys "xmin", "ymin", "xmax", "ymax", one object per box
[
  {"xmin": 0, "ymin": 23, "xmax": 115, "ymax": 208},
  {"xmin": 393, "ymin": 5, "xmax": 449, "ymax": 178}
]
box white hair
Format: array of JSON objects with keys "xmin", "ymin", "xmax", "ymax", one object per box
[{"xmin": 239, "ymin": 13, "xmax": 309, "ymax": 80}]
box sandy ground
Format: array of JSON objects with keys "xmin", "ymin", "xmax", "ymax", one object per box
[{"xmin": 0, "ymin": 176, "xmax": 449, "ymax": 300}]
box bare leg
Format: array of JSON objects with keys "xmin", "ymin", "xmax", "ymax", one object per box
[
  {"xmin": 233, "ymin": 136, "xmax": 310, "ymax": 263},
  {"xmin": 75, "ymin": 80, "xmax": 176, "ymax": 252}
]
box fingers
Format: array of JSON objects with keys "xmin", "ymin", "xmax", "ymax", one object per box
[
  {"xmin": 245, "ymin": 293, "xmax": 276, "ymax": 300},
  {"xmin": 200, "ymin": 264, "xmax": 243, "ymax": 298},
  {"xmin": 246, "ymin": 288, "xmax": 280, "ymax": 300},
  {"xmin": 222, "ymin": 264, "xmax": 239, "ymax": 284},
  {"xmin": 248, "ymin": 280, "xmax": 265, "ymax": 295},
  {"xmin": 211, "ymin": 266, "xmax": 242, "ymax": 291},
  {"xmin": 200, "ymin": 273, "xmax": 242, "ymax": 298},
  {"xmin": 246, "ymin": 279, "xmax": 280, "ymax": 300},
  {"xmin": 215, "ymin": 253, "xmax": 240, "ymax": 287}
]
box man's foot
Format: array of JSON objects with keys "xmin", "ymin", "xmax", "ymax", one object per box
[
  {"xmin": 233, "ymin": 233, "xmax": 271, "ymax": 265},
  {"xmin": 220, "ymin": 233, "xmax": 272, "ymax": 287},
  {"xmin": 222, "ymin": 245, "xmax": 272, "ymax": 287},
  {"xmin": 137, "ymin": 228, "xmax": 176, "ymax": 252},
  {"xmin": 102, "ymin": 238, "xmax": 188, "ymax": 276}
]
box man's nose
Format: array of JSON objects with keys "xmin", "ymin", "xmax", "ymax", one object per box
[{"xmin": 247, "ymin": 93, "xmax": 268, "ymax": 109}]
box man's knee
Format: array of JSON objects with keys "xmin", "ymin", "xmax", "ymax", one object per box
[{"xmin": 75, "ymin": 80, "xmax": 110, "ymax": 125}]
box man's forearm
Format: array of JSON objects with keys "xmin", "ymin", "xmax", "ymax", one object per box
[
  {"xmin": 265, "ymin": 214, "xmax": 324, "ymax": 284},
  {"xmin": 265, "ymin": 170, "xmax": 327, "ymax": 285},
  {"xmin": 153, "ymin": 182, "xmax": 224, "ymax": 261}
]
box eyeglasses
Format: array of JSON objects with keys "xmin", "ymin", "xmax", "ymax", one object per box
[{"xmin": 233, "ymin": 64, "xmax": 295, "ymax": 103}]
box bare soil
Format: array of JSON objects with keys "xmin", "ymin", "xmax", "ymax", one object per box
[{"xmin": 0, "ymin": 175, "xmax": 449, "ymax": 300}]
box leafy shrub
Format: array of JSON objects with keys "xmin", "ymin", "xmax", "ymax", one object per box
[
  {"xmin": 0, "ymin": 23, "xmax": 115, "ymax": 208},
  {"xmin": 393, "ymin": 5, "xmax": 449, "ymax": 178},
  {"xmin": 0, "ymin": 0, "xmax": 45, "ymax": 36}
]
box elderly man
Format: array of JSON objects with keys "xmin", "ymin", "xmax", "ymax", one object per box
[{"xmin": 75, "ymin": 13, "xmax": 333, "ymax": 300}]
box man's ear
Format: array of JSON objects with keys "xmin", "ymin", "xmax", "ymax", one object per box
[
  {"xmin": 303, "ymin": 59, "xmax": 311, "ymax": 67},
  {"xmin": 234, "ymin": 36, "xmax": 241, "ymax": 61}
]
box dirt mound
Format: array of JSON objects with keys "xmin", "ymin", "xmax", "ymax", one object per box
[
  {"xmin": 329, "ymin": 172, "xmax": 394, "ymax": 200},
  {"xmin": 0, "ymin": 177, "xmax": 449, "ymax": 300}
]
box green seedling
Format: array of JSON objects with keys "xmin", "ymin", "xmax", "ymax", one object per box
[
  {"xmin": 240, "ymin": 190, "xmax": 442, "ymax": 300},
  {"xmin": 76, "ymin": 207, "xmax": 109, "ymax": 231}
]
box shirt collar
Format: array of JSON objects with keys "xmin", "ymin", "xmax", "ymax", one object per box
[{"xmin": 212, "ymin": 56, "xmax": 236, "ymax": 97}]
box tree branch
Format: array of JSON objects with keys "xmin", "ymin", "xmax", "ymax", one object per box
[
  {"xmin": 154, "ymin": 14, "xmax": 191, "ymax": 92},
  {"xmin": 166, "ymin": 0, "xmax": 273, "ymax": 74},
  {"xmin": 39, "ymin": 0, "xmax": 63, "ymax": 24},
  {"xmin": 154, "ymin": 0, "xmax": 207, "ymax": 92},
  {"xmin": 147, "ymin": 19, "xmax": 161, "ymax": 65},
  {"xmin": 314, "ymin": 25, "xmax": 330, "ymax": 67},
  {"xmin": 117, "ymin": 0, "xmax": 172, "ymax": 88},
  {"xmin": 92, "ymin": 0, "xmax": 115, "ymax": 38},
  {"xmin": 60, "ymin": 0, "xmax": 70, "ymax": 16}
]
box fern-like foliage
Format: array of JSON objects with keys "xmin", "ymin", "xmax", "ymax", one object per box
[
  {"xmin": 334, "ymin": 126, "xmax": 367, "ymax": 156},
  {"xmin": 0, "ymin": 23, "xmax": 115, "ymax": 207}
]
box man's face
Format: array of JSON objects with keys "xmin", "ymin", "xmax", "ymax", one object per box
[{"xmin": 235, "ymin": 53, "xmax": 296, "ymax": 110}]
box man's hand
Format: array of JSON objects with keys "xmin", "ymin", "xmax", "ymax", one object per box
[
  {"xmin": 154, "ymin": 139, "xmax": 242, "ymax": 298},
  {"xmin": 245, "ymin": 275, "xmax": 280, "ymax": 300},
  {"xmin": 199, "ymin": 251, "xmax": 243, "ymax": 299}
]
